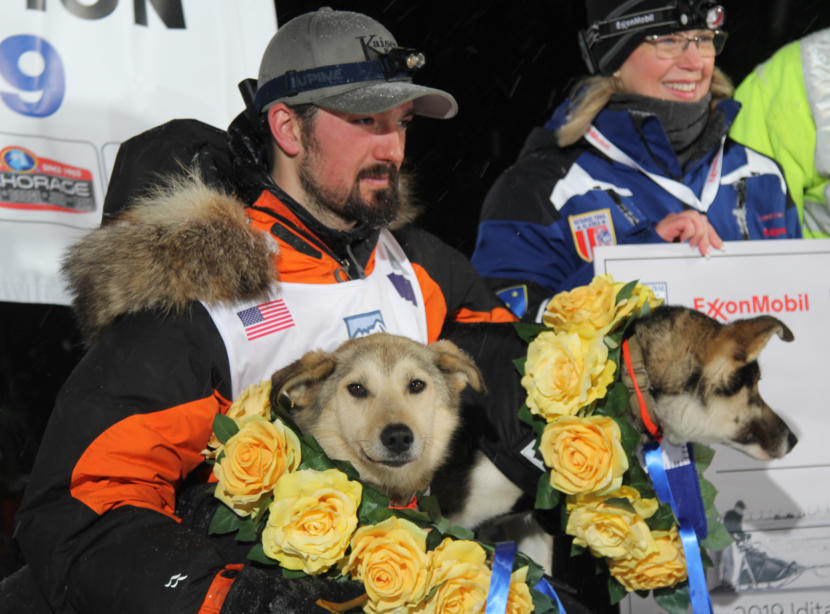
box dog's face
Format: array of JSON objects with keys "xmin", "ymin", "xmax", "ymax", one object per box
[
  {"xmin": 634, "ymin": 307, "xmax": 797, "ymax": 460},
  {"xmin": 270, "ymin": 334, "xmax": 484, "ymax": 502}
]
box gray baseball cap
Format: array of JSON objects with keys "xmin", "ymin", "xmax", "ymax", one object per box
[{"xmin": 255, "ymin": 7, "xmax": 457, "ymax": 119}]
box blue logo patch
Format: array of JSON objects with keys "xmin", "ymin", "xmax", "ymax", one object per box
[
  {"xmin": 344, "ymin": 310, "xmax": 386, "ymax": 338},
  {"xmin": 497, "ymin": 285, "xmax": 528, "ymax": 318}
]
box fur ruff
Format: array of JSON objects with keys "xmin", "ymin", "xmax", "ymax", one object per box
[{"xmin": 63, "ymin": 174, "xmax": 277, "ymax": 342}]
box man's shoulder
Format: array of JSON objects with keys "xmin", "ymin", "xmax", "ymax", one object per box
[{"xmin": 104, "ymin": 119, "xmax": 233, "ymax": 219}]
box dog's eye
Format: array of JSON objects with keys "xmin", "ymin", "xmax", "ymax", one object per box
[
  {"xmin": 408, "ymin": 379, "xmax": 426, "ymax": 394},
  {"xmin": 347, "ymin": 383, "xmax": 368, "ymax": 398}
]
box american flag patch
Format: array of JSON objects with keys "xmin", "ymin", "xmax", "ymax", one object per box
[{"xmin": 237, "ymin": 299, "xmax": 295, "ymax": 341}]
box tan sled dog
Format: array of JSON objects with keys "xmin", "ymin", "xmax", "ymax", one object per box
[{"xmin": 269, "ymin": 333, "xmax": 484, "ymax": 505}]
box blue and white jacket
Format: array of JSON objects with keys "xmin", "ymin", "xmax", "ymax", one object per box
[{"xmin": 471, "ymin": 97, "xmax": 801, "ymax": 318}]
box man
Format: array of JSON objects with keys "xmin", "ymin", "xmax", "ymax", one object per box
[
  {"xmin": 8, "ymin": 9, "xmax": 516, "ymax": 613},
  {"xmin": 730, "ymin": 27, "xmax": 830, "ymax": 238}
]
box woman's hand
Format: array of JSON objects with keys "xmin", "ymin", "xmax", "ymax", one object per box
[{"xmin": 655, "ymin": 210, "xmax": 723, "ymax": 256}]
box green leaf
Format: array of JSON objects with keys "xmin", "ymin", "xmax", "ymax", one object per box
[
  {"xmin": 602, "ymin": 497, "xmax": 637, "ymax": 514},
  {"xmin": 700, "ymin": 547, "xmax": 714, "ymax": 568},
  {"xmin": 519, "ymin": 403, "xmax": 546, "ymax": 438},
  {"xmin": 281, "ymin": 567, "xmax": 308, "ymax": 579},
  {"xmin": 445, "ymin": 523, "xmax": 475, "ymax": 541},
  {"xmin": 607, "ymin": 574, "xmax": 628, "ymax": 605},
  {"xmin": 390, "ymin": 507, "xmax": 430, "ymax": 526},
  {"xmin": 434, "ymin": 517, "xmax": 451, "ymax": 535},
  {"xmin": 534, "ymin": 472, "xmax": 559, "ymax": 510},
  {"xmin": 426, "ymin": 528, "xmax": 444, "ymax": 551},
  {"xmin": 298, "ymin": 441, "xmax": 334, "ymax": 472},
  {"xmin": 212, "ymin": 414, "xmax": 239, "ymax": 445},
  {"xmin": 419, "ymin": 494, "xmax": 443, "ymax": 522},
  {"xmin": 692, "ymin": 443, "xmax": 715, "ymax": 472},
  {"xmin": 513, "ymin": 322, "xmax": 548, "ymax": 344},
  {"xmin": 247, "ymin": 542, "xmax": 278, "ymax": 566},
  {"xmin": 530, "ymin": 587, "xmax": 559, "ymax": 614},
  {"xmin": 617, "ymin": 418, "xmax": 641, "ymax": 452},
  {"xmin": 698, "ymin": 476, "xmax": 718, "ymax": 512},
  {"xmin": 653, "ymin": 582, "xmax": 691, "ymax": 614},
  {"xmin": 595, "ymin": 382, "xmax": 629, "ymax": 419},
  {"xmin": 615, "ymin": 280, "xmax": 638, "ymax": 305},
  {"xmin": 701, "ymin": 517, "xmax": 734, "ymax": 551},
  {"xmin": 646, "ymin": 502, "xmax": 676, "ymax": 531},
  {"xmin": 235, "ymin": 515, "xmax": 260, "ymax": 543},
  {"xmin": 357, "ymin": 484, "xmax": 393, "ymax": 526},
  {"xmin": 513, "ymin": 356, "xmax": 527, "ymax": 377},
  {"xmin": 208, "ymin": 502, "xmax": 241, "ymax": 535},
  {"xmin": 638, "ymin": 299, "xmax": 652, "ymax": 319},
  {"xmin": 570, "ymin": 541, "xmax": 585, "ymax": 557}
]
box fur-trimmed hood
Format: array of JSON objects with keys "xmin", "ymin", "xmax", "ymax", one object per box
[
  {"xmin": 65, "ymin": 172, "xmax": 422, "ymax": 342},
  {"xmin": 64, "ymin": 175, "xmax": 277, "ymax": 342}
]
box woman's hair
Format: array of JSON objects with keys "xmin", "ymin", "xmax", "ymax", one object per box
[{"xmin": 556, "ymin": 66, "xmax": 734, "ymax": 147}]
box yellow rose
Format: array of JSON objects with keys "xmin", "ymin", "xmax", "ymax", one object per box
[
  {"xmin": 213, "ymin": 417, "xmax": 301, "ymax": 517},
  {"xmin": 612, "ymin": 280, "xmax": 663, "ymax": 325},
  {"xmin": 567, "ymin": 485, "xmax": 659, "ymax": 519},
  {"xmin": 261, "ymin": 468, "xmax": 361, "ymax": 574},
  {"xmin": 542, "ymin": 275, "xmax": 663, "ymax": 339},
  {"xmin": 340, "ymin": 516, "xmax": 429, "ymax": 614},
  {"xmin": 506, "ymin": 566, "xmax": 534, "ymax": 614},
  {"xmin": 608, "ymin": 527, "xmax": 688, "ymax": 591},
  {"xmin": 542, "ymin": 274, "xmax": 619, "ymax": 338},
  {"xmin": 205, "ymin": 381, "xmax": 272, "ymax": 455},
  {"xmin": 415, "ymin": 538, "xmax": 490, "ymax": 614},
  {"xmin": 521, "ymin": 331, "xmax": 616, "ymax": 419},
  {"xmin": 540, "ymin": 415, "xmax": 629, "ymax": 495},
  {"xmin": 565, "ymin": 487, "xmax": 658, "ymax": 559}
]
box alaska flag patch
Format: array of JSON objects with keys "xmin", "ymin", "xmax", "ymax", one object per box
[
  {"xmin": 569, "ymin": 209, "xmax": 616, "ymax": 262},
  {"xmin": 497, "ymin": 285, "xmax": 528, "ymax": 318},
  {"xmin": 344, "ymin": 310, "xmax": 386, "ymax": 338}
]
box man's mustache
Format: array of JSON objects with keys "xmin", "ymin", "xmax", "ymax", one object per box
[{"xmin": 358, "ymin": 164, "xmax": 399, "ymax": 183}]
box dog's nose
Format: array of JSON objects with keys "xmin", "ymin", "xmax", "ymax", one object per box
[
  {"xmin": 787, "ymin": 431, "xmax": 798, "ymax": 452},
  {"xmin": 380, "ymin": 423, "xmax": 413, "ymax": 454}
]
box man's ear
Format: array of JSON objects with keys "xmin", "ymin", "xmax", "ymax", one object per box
[{"xmin": 267, "ymin": 103, "xmax": 302, "ymax": 157}]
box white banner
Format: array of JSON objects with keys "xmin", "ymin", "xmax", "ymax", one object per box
[
  {"xmin": 0, "ymin": 0, "xmax": 276, "ymax": 305},
  {"xmin": 594, "ymin": 240, "xmax": 830, "ymax": 613}
]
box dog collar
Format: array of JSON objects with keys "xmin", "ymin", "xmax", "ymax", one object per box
[
  {"xmin": 387, "ymin": 493, "xmax": 419, "ymax": 510},
  {"xmin": 621, "ymin": 337, "xmax": 662, "ymax": 440}
]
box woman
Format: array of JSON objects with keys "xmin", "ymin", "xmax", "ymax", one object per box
[{"xmin": 472, "ymin": 0, "xmax": 801, "ymax": 319}]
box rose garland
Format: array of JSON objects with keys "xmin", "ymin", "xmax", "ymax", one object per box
[
  {"xmin": 203, "ymin": 381, "xmax": 557, "ymax": 613},
  {"xmin": 515, "ymin": 274, "xmax": 733, "ymax": 613}
]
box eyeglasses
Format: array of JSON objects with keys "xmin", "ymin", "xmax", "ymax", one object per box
[{"xmin": 643, "ymin": 30, "xmax": 728, "ymax": 59}]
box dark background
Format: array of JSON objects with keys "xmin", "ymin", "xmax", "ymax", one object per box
[{"xmin": 3, "ymin": 0, "xmax": 830, "ymax": 570}]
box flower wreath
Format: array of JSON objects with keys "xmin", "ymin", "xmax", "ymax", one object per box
[
  {"xmin": 515, "ymin": 274, "xmax": 733, "ymax": 613},
  {"xmin": 204, "ymin": 274, "xmax": 732, "ymax": 614},
  {"xmin": 204, "ymin": 380, "xmax": 558, "ymax": 613}
]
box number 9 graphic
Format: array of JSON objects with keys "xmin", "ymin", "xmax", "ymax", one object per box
[{"xmin": 0, "ymin": 34, "xmax": 65, "ymax": 118}]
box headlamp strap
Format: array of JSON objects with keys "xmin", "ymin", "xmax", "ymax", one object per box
[
  {"xmin": 584, "ymin": 6, "xmax": 679, "ymax": 45},
  {"xmin": 254, "ymin": 60, "xmax": 396, "ymax": 111}
]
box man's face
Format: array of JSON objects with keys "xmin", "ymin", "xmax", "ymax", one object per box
[{"xmin": 297, "ymin": 102, "xmax": 414, "ymax": 229}]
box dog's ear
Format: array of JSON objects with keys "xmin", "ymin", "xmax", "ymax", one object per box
[
  {"xmin": 718, "ymin": 315, "xmax": 794, "ymax": 365},
  {"xmin": 429, "ymin": 340, "xmax": 487, "ymax": 394},
  {"xmin": 270, "ymin": 350, "xmax": 337, "ymax": 410}
]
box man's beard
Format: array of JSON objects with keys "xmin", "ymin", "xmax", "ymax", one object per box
[{"xmin": 298, "ymin": 157, "xmax": 401, "ymax": 229}]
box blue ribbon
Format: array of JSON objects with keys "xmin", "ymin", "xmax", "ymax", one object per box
[
  {"xmin": 534, "ymin": 577, "xmax": 567, "ymax": 614},
  {"xmin": 485, "ymin": 542, "xmax": 516, "ymax": 614},
  {"xmin": 644, "ymin": 441, "xmax": 712, "ymax": 614},
  {"xmin": 484, "ymin": 541, "xmax": 567, "ymax": 614}
]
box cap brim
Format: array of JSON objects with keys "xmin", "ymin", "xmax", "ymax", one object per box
[{"xmin": 315, "ymin": 82, "xmax": 458, "ymax": 119}]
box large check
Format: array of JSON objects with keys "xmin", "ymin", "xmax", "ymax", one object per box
[{"xmin": 594, "ymin": 239, "xmax": 830, "ymax": 614}]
